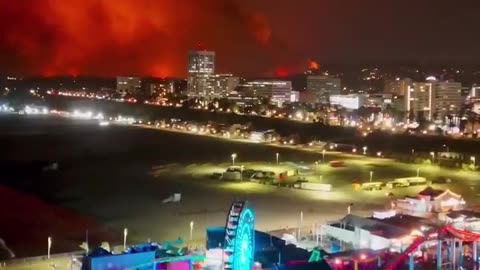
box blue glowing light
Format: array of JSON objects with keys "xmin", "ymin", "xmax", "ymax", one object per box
[{"xmin": 233, "ymin": 208, "xmax": 255, "ymax": 270}]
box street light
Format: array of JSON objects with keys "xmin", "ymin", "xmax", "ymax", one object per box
[
  {"xmin": 363, "ymin": 146, "xmax": 367, "ymax": 155},
  {"xmin": 190, "ymin": 221, "xmax": 194, "ymax": 241},
  {"xmin": 276, "ymin": 153, "xmax": 279, "ymax": 165},
  {"xmin": 298, "ymin": 211, "xmax": 304, "ymax": 240},
  {"xmin": 123, "ymin": 228, "xmax": 128, "ymax": 250},
  {"xmin": 443, "ymin": 144, "xmax": 449, "ymax": 152},
  {"xmin": 231, "ymin": 153, "xmax": 237, "ymax": 166},
  {"xmin": 369, "ymin": 171, "xmax": 373, "ymax": 182},
  {"xmin": 376, "ymin": 151, "xmax": 382, "ymax": 157},
  {"xmin": 430, "ymin": 152, "xmax": 435, "ymax": 163},
  {"xmin": 352, "ymin": 148, "xmax": 357, "ymax": 153},
  {"xmin": 322, "ymin": 149, "xmax": 326, "ymax": 163},
  {"xmin": 471, "ymin": 156, "xmax": 476, "ymax": 166},
  {"xmin": 47, "ymin": 236, "xmax": 52, "ymax": 259}
]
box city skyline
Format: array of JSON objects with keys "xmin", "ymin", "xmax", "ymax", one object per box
[{"xmin": 1, "ymin": 0, "xmax": 480, "ymax": 78}]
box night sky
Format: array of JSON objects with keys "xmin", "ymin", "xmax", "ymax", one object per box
[{"xmin": 1, "ymin": 0, "xmax": 479, "ymax": 77}]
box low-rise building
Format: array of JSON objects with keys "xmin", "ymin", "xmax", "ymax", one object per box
[
  {"xmin": 243, "ymin": 80, "xmax": 293, "ymax": 106},
  {"xmin": 395, "ymin": 187, "xmax": 465, "ymax": 218},
  {"xmin": 329, "ymin": 94, "xmax": 367, "ymax": 110}
]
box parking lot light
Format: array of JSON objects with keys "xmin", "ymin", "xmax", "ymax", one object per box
[{"xmin": 231, "ymin": 153, "xmax": 237, "ymax": 166}]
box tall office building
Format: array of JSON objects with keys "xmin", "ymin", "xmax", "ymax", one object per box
[
  {"xmin": 406, "ymin": 82, "xmax": 433, "ymax": 121},
  {"xmin": 187, "ymin": 49, "xmax": 215, "ymax": 98},
  {"xmin": 117, "ymin": 76, "xmax": 142, "ymax": 95},
  {"xmin": 243, "ymin": 80, "xmax": 293, "ymax": 106},
  {"xmin": 306, "ymin": 75, "xmax": 341, "ymax": 103},
  {"xmin": 432, "ymin": 81, "xmax": 463, "ymax": 118},
  {"xmin": 384, "ymin": 78, "xmax": 412, "ymax": 96}
]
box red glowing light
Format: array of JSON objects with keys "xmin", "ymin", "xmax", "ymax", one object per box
[
  {"xmin": 275, "ymin": 68, "xmax": 288, "ymax": 77},
  {"xmin": 309, "ymin": 60, "xmax": 319, "ymax": 70},
  {"xmin": 196, "ymin": 42, "xmax": 205, "ymax": 51}
]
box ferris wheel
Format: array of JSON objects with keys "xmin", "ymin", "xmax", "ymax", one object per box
[{"xmin": 223, "ymin": 201, "xmax": 255, "ymax": 270}]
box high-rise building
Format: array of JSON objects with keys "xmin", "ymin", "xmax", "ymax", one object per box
[
  {"xmin": 432, "ymin": 81, "xmax": 463, "ymax": 118},
  {"xmin": 117, "ymin": 76, "xmax": 141, "ymax": 95},
  {"xmin": 406, "ymin": 82, "xmax": 433, "ymax": 121},
  {"xmin": 384, "ymin": 78, "xmax": 412, "ymax": 96},
  {"xmin": 243, "ymin": 80, "xmax": 293, "ymax": 106},
  {"xmin": 187, "ymin": 49, "xmax": 215, "ymax": 98},
  {"xmin": 306, "ymin": 75, "xmax": 341, "ymax": 103}
]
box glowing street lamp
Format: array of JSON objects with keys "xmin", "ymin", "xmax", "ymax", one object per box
[
  {"xmin": 369, "ymin": 171, "xmax": 373, "ymax": 182},
  {"xmin": 363, "ymin": 146, "xmax": 367, "ymax": 155},
  {"xmin": 123, "ymin": 228, "xmax": 128, "ymax": 250},
  {"xmin": 471, "ymin": 156, "xmax": 476, "ymax": 166},
  {"xmin": 322, "ymin": 149, "xmax": 326, "ymax": 163},
  {"xmin": 190, "ymin": 221, "xmax": 194, "ymax": 241},
  {"xmin": 376, "ymin": 151, "xmax": 382, "ymax": 157},
  {"xmin": 276, "ymin": 153, "xmax": 279, "ymax": 165},
  {"xmin": 352, "ymin": 148, "xmax": 357, "ymax": 153},
  {"xmin": 430, "ymin": 152, "xmax": 435, "ymax": 163},
  {"xmin": 47, "ymin": 236, "xmax": 52, "ymax": 259},
  {"xmin": 298, "ymin": 211, "xmax": 304, "ymax": 240},
  {"xmin": 231, "ymin": 153, "xmax": 237, "ymax": 166}
]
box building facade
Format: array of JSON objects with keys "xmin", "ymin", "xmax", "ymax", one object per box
[
  {"xmin": 306, "ymin": 75, "xmax": 341, "ymax": 103},
  {"xmin": 187, "ymin": 50, "xmax": 215, "ymax": 98},
  {"xmin": 406, "ymin": 82, "xmax": 433, "ymax": 121},
  {"xmin": 244, "ymin": 80, "xmax": 293, "ymax": 106},
  {"xmin": 211, "ymin": 74, "xmax": 240, "ymax": 99},
  {"xmin": 330, "ymin": 94, "xmax": 367, "ymax": 110},
  {"xmin": 116, "ymin": 77, "xmax": 142, "ymax": 96},
  {"xmin": 384, "ymin": 78, "xmax": 412, "ymax": 96},
  {"xmin": 432, "ymin": 81, "xmax": 463, "ymax": 119}
]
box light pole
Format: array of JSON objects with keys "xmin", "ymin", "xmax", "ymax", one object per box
[
  {"xmin": 190, "ymin": 221, "xmax": 194, "ymax": 241},
  {"xmin": 417, "ymin": 168, "xmax": 420, "ymax": 177},
  {"xmin": 47, "ymin": 236, "xmax": 52, "ymax": 259},
  {"xmin": 322, "ymin": 149, "xmax": 326, "ymax": 163},
  {"xmin": 276, "ymin": 153, "xmax": 279, "ymax": 165},
  {"xmin": 471, "ymin": 156, "xmax": 476, "ymax": 166},
  {"xmin": 123, "ymin": 228, "xmax": 128, "ymax": 250},
  {"xmin": 231, "ymin": 153, "xmax": 237, "ymax": 166},
  {"xmin": 363, "ymin": 146, "xmax": 367, "ymax": 155},
  {"xmin": 298, "ymin": 211, "xmax": 304, "ymax": 240},
  {"xmin": 369, "ymin": 171, "xmax": 373, "ymax": 182},
  {"xmin": 430, "ymin": 152, "xmax": 435, "ymax": 163}
]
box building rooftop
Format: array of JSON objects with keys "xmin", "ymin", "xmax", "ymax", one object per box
[
  {"xmin": 418, "ymin": 187, "xmax": 445, "ymax": 197},
  {"xmin": 446, "ymin": 210, "xmax": 480, "ymax": 220},
  {"xmin": 337, "ymin": 214, "xmax": 433, "ymax": 239}
]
